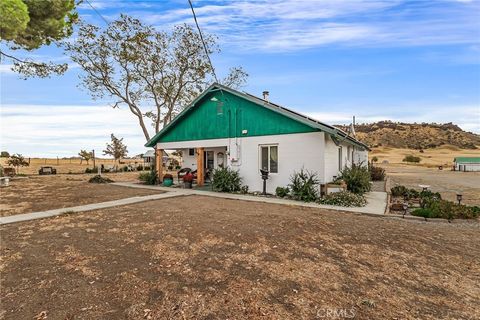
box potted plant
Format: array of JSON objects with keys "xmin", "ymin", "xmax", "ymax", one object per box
[
  {"xmin": 183, "ymin": 172, "xmax": 193, "ymax": 189},
  {"xmin": 163, "ymin": 173, "xmax": 174, "ymax": 187}
]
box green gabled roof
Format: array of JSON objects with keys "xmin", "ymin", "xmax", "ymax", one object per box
[
  {"xmin": 454, "ymin": 157, "xmax": 480, "ymax": 163},
  {"xmin": 145, "ymin": 83, "xmax": 369, "ymax": 150}
]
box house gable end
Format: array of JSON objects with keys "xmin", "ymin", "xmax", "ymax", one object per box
[{"xmin": 155, "ymin": 90, "xmax": 317, "ymax": 143}]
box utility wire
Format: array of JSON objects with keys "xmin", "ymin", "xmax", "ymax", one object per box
[
  {"xmin": 85, "ymin": 0, "xmax": 110, "ymax": 25},
  {"xmin": 187, "ymin": 0, "xmax": 220, "ymax": 84}
]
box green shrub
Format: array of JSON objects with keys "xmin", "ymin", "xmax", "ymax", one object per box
[
  {"xmin": 88, "ymin": 175, "xmax": 114, "ymax": 183},
  {"xmin": 122, "ymin": 165, "xmax": 129, "ymax": 172},
  {"xmin": 421, "ymin": 198, "xmax": 479, "ymax": 220},
  {"xmin": 318, "ymin": 191, "xmax": 367, "ymax": 207},
  {"xmin": 85, "ymin": 167, "xmax": 99, "ymax": 174},
  {"xmin": 139, "ymin": 170, "xmax": 157, "ymax": 185},
  {"xmin": 419, "ymin": 190, "xmax": 441, "ymax": 201},
  {"xmin": 369, "ymin": 166, "xmax": 385, "ymax": 181},
  {"xmin": 212, "ymin": 167, "xmax": 242, "ymax": 192},
  {"xmin": 289, "ymin": 169, "xmax": 320, "ymax": 202},
  {"xmin": 403, "ymin": 155, "xmax": 421, "ymax": 163},
  {"xmin": 339, "ymin": 164, "xmax": 371, "ymax": 195},
  {"xmin": 391, "ymin": 185, "xmax": 408, "ymax": 197},
  {"xmin": 411, "ymin": 208, "xmax": 433, "ymax": 219},
  {"xmin": 240, "ymin": 185, "xmax": 249, "ymax": 194},
  {"xmin": 136, "ymin": 165, "xmax": 144, "ymax": 171},
  {"xmin": 275, "ymin": 186, "xmax": 290, "ymax": 198}
]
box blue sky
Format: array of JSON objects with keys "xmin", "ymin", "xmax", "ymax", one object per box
[{"xmin": 1, "ymin": 0, "xmax": 479, "ymax": 157}]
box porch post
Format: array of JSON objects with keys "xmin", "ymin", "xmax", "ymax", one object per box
[
  {"xmin": 156, "ymin": 147, "xmax": 163, "ymax": 183},
  {"xmin": 197, "ymin": 147, "xmax": 205, "ymax": 186}
]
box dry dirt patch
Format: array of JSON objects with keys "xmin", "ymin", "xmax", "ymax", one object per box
[
  {"xmin": 0, "ymin": 174, "xmax": 159, "ymax": 216},
  {"xmin": 1, "ymin": 196, "xmax": 479, "ymax": 319}
]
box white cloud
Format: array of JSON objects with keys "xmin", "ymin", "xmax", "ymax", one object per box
[
  {"xmin": 138, "ymin": 0, "xmax": 480, "ymax": 52},
  {"xmin": 0, "ymin": 104, "xmax": 151, "ymax": 157}
]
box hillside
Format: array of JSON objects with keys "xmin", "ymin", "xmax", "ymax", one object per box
[{"xmin": 336, "ymin": 121, "xmax": 480, "ymax": 149}]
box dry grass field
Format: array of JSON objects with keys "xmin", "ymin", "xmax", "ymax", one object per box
[
  {"xmin": 369, "ymin": 145, "xmax": 479, "ymax": 167},
  {"xmin": 0, "ymin": 157, "xmax": 146, "ymax": 175},
  {"xmin": 1, "ymin": 196, "xmax": 479, "ymax": 320},
  {"xmin": 0, "ymin": 173, "xmax": 156, "ymax": 216}
]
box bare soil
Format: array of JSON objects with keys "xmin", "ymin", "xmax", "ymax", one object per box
[
  {"xmin": 0, "ymin": 174, "xmax": 158, "ymax": 216},
  {"xmin": 384, "ymin": 164, "xmax": 480, "ymax": 205},
  {"xmin": 1, "ymin": 196, "xmax": 479, "ymax": 319}
]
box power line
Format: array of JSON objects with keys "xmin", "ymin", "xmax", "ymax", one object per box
[
  {"xmin": 187, "ymin": 0, "xmax": 220, "ymax": 84},
  {"xmin": 85, "ymin": 0, "xmax": 109, "ymax": 25}
]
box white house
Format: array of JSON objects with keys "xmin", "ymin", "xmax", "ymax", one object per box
[
  {"xmin": 146, "ymin": 83, "xmax": 369, "ymax": 193},
  {"xmin": 453, "ymin": 157, "xmax": 480, "ymax": 172}
]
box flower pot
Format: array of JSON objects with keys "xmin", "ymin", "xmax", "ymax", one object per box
[
  {"xmin": 163, "ymin": 179, "xmax": 173, "ymax": 187},
  {"xmin": 184, "ymin": 181, "xmax": 192, "ymax": 189}
]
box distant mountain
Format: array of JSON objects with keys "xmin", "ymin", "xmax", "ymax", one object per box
[{"xmin": 335, "ymin": 121, "xmax": 480, "ymax": 149}]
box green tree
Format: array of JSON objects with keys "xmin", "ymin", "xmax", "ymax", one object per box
[
  {"xmin": 0, "ymin": 151, "xmax": 10, "ymax": 158},
  {"xmin": 6, "ymin": 153, "xmax": 29, "ymax": 174},
  {"xmin": 0, "ymin": 0, "xmax": 78, "ymax": 78},
  {"xmin": 103, "ymin": 134, "xmax": 128, "ymax": 169},
  {"xmin": 65, "ymin": 15, "xmax": 248, "ymax": 141},
  {"xmin": 78, "ymin": 149, "xmax": 93, "ymax": 165}
]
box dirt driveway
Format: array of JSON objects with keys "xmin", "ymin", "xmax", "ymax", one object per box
[
  {"xmin": 1, "ymin": 196, "xmax": 478, "ymax": 319},
  {"xmin": 385, "ymin": 164, "xmax": 480, "ymax": 205},
  {"xmin": 0, "ymin": 174, "xmax": 158, "ymax": 216}
]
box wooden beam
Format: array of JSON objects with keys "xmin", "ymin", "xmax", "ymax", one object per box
[
  {"xmin": 155, "ymin": 148, "xmax": 163, "ymax": 183},
  {"xmin": 196, "ymin": 147, "xmax": 204, "ymax": 186}
]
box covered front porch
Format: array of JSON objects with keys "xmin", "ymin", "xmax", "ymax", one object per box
[{"xmin": 155, "ymin": 141, "xmax": 229, "ymax": 187}]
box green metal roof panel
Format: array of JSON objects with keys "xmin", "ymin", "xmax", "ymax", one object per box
[
  {"xmin": 454, "ymin": 157, "xmax": 480, "ymax": 163},
  {"xmin": 145, "ymin": 83, "xmax": 369, "ymax": 150}
]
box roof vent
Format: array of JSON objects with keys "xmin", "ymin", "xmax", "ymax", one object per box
[{"xmin": 262, "ymin": 91, "xmax": 269, "ymax": 102}]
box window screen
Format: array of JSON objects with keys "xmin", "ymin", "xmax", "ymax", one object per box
[
  {"xmin": 189, "ymin": 148, "xmax": 195, "ymax": 156},
  {"xmin": 270, "ymin": 146, "xmax": 278, "ymax": 173},
  {"xmin": 261, "ymin": 146, "xmax": 269, "ymax": 171}
]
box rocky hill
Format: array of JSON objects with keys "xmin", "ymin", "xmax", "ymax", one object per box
[{"xmin": 335, "ymin": 121, "xmax": 480, "ymax": 149}]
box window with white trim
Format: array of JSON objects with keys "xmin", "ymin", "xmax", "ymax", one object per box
[{"xmin": 260, "ymin": 145, "xmax": 278, "ymax": 173}]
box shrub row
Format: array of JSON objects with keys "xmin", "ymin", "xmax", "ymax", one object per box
[
  {"xmin": 412, "ymin": 200, "xmax": 479, "ymax": 220},
  {"xmin": 318, "ymin": 191, "xmax": 367, "ymax": 207}
]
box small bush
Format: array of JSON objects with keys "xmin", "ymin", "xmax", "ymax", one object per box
[
  {"xmin": 212, "ymin": 167, "xmax": 242, "ymax": 192},
  {"xmin": 85, "ymin": 167, "xmax": 99, "ymax": 174},
  {"xmin": 240, "ymin": 185, "xmax": 249, "ymax": 194},
  {"xmin": 139, "ymin": 170, "xmax": 157, "ymax": 185},
  {"xmin": 88, "ymin": 175, "xmax": 114, "ymax": 183},
  {"xmin": 419, "ymin": 198, "xmax": 479, "ymax": 220},
  {"xmin": 136, "ymin": 165, "xmax": 144, "ymax": 171},
  {"xmin": 275, "ymin": 186, "xmax": 290, "ymax": 198},
  {"xmin": 419, "ymin": 190, "xmax": 441, "ymax": 201},
  {"xmin": 289, "ymin": 169, "xmax": 320, "ymax": 202},
  {"xmin": 369, "ymin": 166, "xmax": 385, "ymax": 181},
  {"xmin": 403, "ymin": 155, "xmax": 421, "ymax": 163},
  {"xmin": 411, "ymin": 208, "xmax": 433, "ymax": 219},
  {"xmin": 391, "ymin": 185, "xmax": 408, "ymax": 197},
  {"xmin": 339, "ymin": 164, "xmax": 371, "ymax": 195},
  {"xmin": 318, "ymin": 191, "xmax": 367, "ymax": 207}
]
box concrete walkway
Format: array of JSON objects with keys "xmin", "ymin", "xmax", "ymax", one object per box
[
  {"xmin": 113, "ymin": 182, "xmax": 388, "ymax": 216},
  {"xmin": 0, "ymin": 191, "xmax": 186, "ymax": 225}
]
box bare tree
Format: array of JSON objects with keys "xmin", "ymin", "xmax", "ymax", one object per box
[
  {"xmin": 65, "ymin": 15, "xmax": 248, "ymax": 141},
  {"xmin": 78, "ymin": 149, "xmax": 93, "ymax": 165},
  {"xmin": 103, "ymin": 134, "xmax": 128, "ymax": 169}
]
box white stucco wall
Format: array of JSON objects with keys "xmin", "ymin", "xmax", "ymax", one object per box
[
  {"xmin": 229, "ymin": 132, "xmax": 326, "ymax": 193},
  {"xmin": 158, "ymin": 132, "xmax": 368, "ymax": 193}
]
